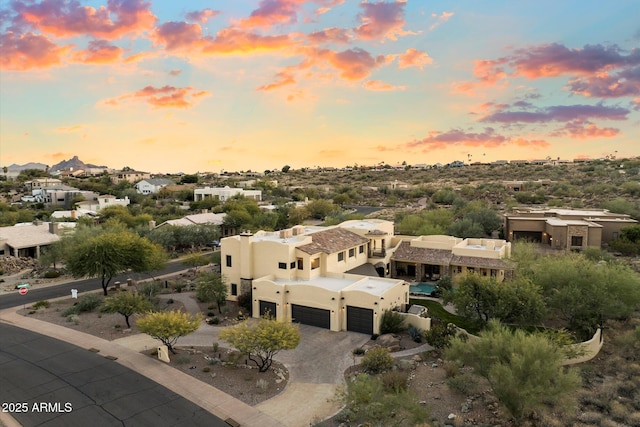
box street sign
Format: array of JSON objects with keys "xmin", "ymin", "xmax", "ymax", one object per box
[
  {"xmin": 19, "ymin": 287, "xmax": 28, "ymax": 295},
  {"xmin": 17, "ymin": 283, "xmax": 30, "ymax": 289}
]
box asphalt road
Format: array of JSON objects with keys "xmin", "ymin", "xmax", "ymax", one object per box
[
  {"xmin": 0, "ymin": 322, "xmax": 229, "ymax": 427},
  {"xmin": 0, "ymin": 255, "xmax": 214, "ymax": 310},
  {"xmin": 0, "ymin": 253, "xmax": 230, "ymax": 427}
]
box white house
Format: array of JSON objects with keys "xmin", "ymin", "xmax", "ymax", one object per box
[
  {"xmin": 194, "ymin": 186, "xmax": 262, "ymax": 202},
  {"xmin": 135, "ymin": 178, "xmax": 174, "ymax": 194},
  {"xmin": 76, "ymin": 195, "xmax": 130, "ymax": 212}
]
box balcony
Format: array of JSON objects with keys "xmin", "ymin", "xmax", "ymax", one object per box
[{"xmin": 369, "ymin": 249, "xmax": 386, "ymax": 258}]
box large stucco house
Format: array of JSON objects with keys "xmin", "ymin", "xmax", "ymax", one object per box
[
  {"xmin": 221, "ymin": 219, "xmax": 513, "ymax": 334},
  {"xmin": 504, "ymin": 207, "xmax": 637, "ymax": 250},
  {"xmin": 134, "ymin": 178, "xmax": 174, "ymax": 194},
  {"xmin": 194, "ymin": 186, "xmax": 262, "ymax": 202},
  {"xmin": 0, "ymin": 221, "xmax": 76, "ymax": 258}
]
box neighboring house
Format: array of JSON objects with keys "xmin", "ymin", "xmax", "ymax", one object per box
[
  {"xmin": 24, "ymin": 178, "xmax": 62, "ymax": 192},
  {"xmin": 194, "ymin": 186, "xmax": 262, "ymax": 202},
  {"xmin": 0, "ymin": 220, "xmax": 76, "ymax": 258},
  {"xmin": 155, "ymin": 212, "xmax": 226, "ymax": 228},
  {"xmin": 135, "ymin": 178, "xmax": 174, "ymax": 194},
  {"xmin": 76, "ymin": 195, "xmax": 130, "ymax": 212},
  {"xmin": 30, "ymin": 186, "xmax": 98, "ymax": 208},
  {"xmin": 504, "ymin": 207, "xmax": 638, "ymax": 250},
  {"xmin": 109, "ymin": 170, "xmax": 151, "ymax": 184},
  {"xmin": 391, "ymin": 235, "xmax": 514, "ymax": 282},
  {"xmin": 50, "ymin": 209, "xmax": 97, "ymax": 220},
  {"xmin": 501, "ymin": 179, "xmax": 554, "ymax": 192},
  {"xmin": 221, "ymin": 218, "xmax": 512, "ymax": 334}
]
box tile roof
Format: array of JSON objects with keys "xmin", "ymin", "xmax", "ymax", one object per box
[
  {"xmin": 297, "ymin": 228, "xmax": 369, "ymax": 255},
  {"xmin": 391, "ymin": 241, "xmax": 453, "ymax": 265},
  {"xmin": 449, "ymin": 255, "xmax": 515, "ymax": 270}
]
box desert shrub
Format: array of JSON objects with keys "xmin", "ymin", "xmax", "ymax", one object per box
[
  {"xmin": 172, "ymin": 282, "xmax": 187, "ymax": 293},
  {"xmin": 62, "ymin": 306, "xmax": 79, "ymax": 317},
  {"xmin": 408, "ymin": 325, "xmax": 423, "ymax": 343},
  {"xmin": 424, "ymin": 322, "xmax": 458, "ymax": 349},
  {"xmin": 176, "ymin": 355, "xmax": 191, "ymax": 365},
  {"xmin": 442, "ymin": 360, "xmax": 459, "ymax": 378},
  {"xmin": 207, "ymin": 311, "xmax": 216, "ymax": 317},
  {"xmin": 33, "ymin": 300, "xmax": 50, "ymax": 309},
  {"xmin": 577, "ymin": 411, "xmax": 603, "ymax": 425},
  {"xmin": 166, "ymin": 298, "xmax": 174, "ymax": 304},
  {"xmin": 209, "ymin": 316, "xmax": 220, "ymax": 325},
  {"xmin": 212, "ymin": 342, "xmax": 219, "ymax": 352},
  {"xmin": 352, "ymin": 347, "xmax": 365, "ymax": 356},
  {"xmin": 447, "ymin": 373, "xmax": 480, "ymax": 395},
  {"xmin": 76, "ymin": 294, "xmax": 102, "ymax": 312},
  {"xmin": 43, "ymin": 270, "xmax": 60, "ymax": 278},
  {"xmin": 379, "ymin": 309, "xmax": 405, "ymax": 334},
  {"xmin": 142, "ymin": 281, "xmax": 161, "ymax": 300},
  {"xmin": 202, "ymin": 366, "xmax": 211, "ymax": 373},
  {"xmin": 256, "ymin": 379, "xmax": 268, "ymax": 391},
  {"xmin": 361, "ymin": 347, "xmax": 394, "ymax": 374},
  {"xmin": 381, "ymin": 370, "xmax": 408, "ymax": 393},
  {"xmin": 66, "ymin": 314, "xmax": 80, "ymax": 324},
  {"xmin": 0, "ymin": 269, "xmax": 4, "ymax": 275}
]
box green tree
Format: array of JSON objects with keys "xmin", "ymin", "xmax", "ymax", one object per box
[
  {"xmin": 528, "ymin": 252, "xmax": 640, "ymax": 339},
  {"xmin": 39, "ymin": 239, "xmax": 68, "ymax": 269},
  {"xmin": 219, "ymin": 316, "xmax": 300, "ymax": 372},
  {"xmin": 137, "ymin": 310, "xmax": 202, "ymax": 354},
  {"xmin": 360, "ymin": 347, "xmax": 394, "ymax": 374},
  {"xmin": 65, "ymin": 230, "xmax": 168, "ymax": 295},
  {"xmin": 447, "ymin": 218, "xmax": 485, "ymax": 238},
  {"xmin": 304, "ymin": 199, "xmax": 339, "ymax": 220},
  {"xmin": 448, "ymin": 274, "xmax": 545, "ymax": 326},
  {"xmin": 101, "ymin": 291, "xmax": 153, "ymax": 328},
  {"xmin": 379, "ymin": 309, "xmax": 405, "ymax": 334},
  {"xmin": 195, "ymin": 272, "xmax": 228, "ymax": 313},
  {"xmin": 336, "ymin": 373, "xmax": 430, "ymax": 427},
  {"xmin": 445, "ymin": 320, "xmax": 581, "ymax": 423}
]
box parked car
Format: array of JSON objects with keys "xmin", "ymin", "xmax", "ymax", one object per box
[{"xmin": 206, "ymin": 240, "xmax": 221, "ymax": 248}]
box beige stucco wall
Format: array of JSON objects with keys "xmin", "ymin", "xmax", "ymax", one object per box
[
  {"xmin": 411, "ymin": 235, "xmax": 461, "ymax": 250},
  {"xmin": 398, "ymin": 312, "xmax": 431, "ymax": 331},
  {"xmin": 563, "ymin": 328, "xmax": 603, "ymax": 365}
]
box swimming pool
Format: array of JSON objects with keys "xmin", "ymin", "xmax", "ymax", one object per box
[{"xmin": 409, "ymin": 283, "xmax": 437, "ymax": 295}]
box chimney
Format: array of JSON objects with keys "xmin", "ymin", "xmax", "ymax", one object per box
[{"xmin": 49, "ymin": 222, "xmax": 59, "ymax": 235}]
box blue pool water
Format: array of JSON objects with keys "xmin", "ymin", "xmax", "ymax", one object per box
[{"xmin": 409, "ymin": 283, "xmax": 436, "ymax": 295}]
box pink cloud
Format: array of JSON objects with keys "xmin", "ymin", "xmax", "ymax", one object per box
[
  {"xmin": 354, "ymin": 0, "xmax": 412, "ymax": 41},
  {"xmin": 320, "ymin": 47, "xmax": 387, "ymax": 80},
  {"xmin": 0, "ymin": 31, "xmax": 70, "ymax": 70},
  {"xmin": 185, "ymin": 8, "xmax": 220, "ymax": 23},
  {"xmin": 72, "ymin": 39, "xmax": 123, "ymax": 64},
  {"xmin": 363, "ymin": 79, "xmax": 405, "ymax": 91},
  {"xmin": 234, "ymin": 0, "xmax": 306, "ymax": 29},
  {"xmin": 397, "ymin": 48, "xmax": 432, "ymax": 69},
  {"xmin": 153, "ymin": 23, "xmax": 295, "ymax": 55},
  {"xmin": 102, "ymin": 85, "xmax": 210, "ymax": 108},
  {"xmin": 307, "ymin": 27, "xmax": 351, "ymax": 45},
  {"xmin": 406, "ymin": 128, "xmax": 550, "ymax": 151},
  {"xmin": 550, "ymin": 120, "xmax": 619, "ymax": 139},
  {"xmin": 481, "ymin": 103, "xmax": 629, "ymax": 123},
  {"xmin": 257, "ymin": 71, "xmax": 296, "ymax": 91},
  {"xmin": 13, "ymin": 0, "xmax": 157, "ymax": 39}
]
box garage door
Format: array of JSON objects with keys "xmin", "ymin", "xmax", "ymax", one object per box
[
  {"xmin": 513, "ymin": 231, "xmax": 542, "ymax": 242},
  {"xmin": 259, "ymin": 301, "xmax": 277, "ymax": 319},
  {"xmin": 291, "ymin": 304, "xmax": 330, "ymax": 329},
  {"xmin": 347, "ymin": 306, "xmax": 374, "ymax": 335}
]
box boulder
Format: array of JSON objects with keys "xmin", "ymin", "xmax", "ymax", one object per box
[{"xmin": 376, "ymin": 333, "xmax": 400, "ymax": 348}]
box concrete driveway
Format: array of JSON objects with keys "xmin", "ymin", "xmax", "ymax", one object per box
[{"xmin": 256, "ymin": 325, "xmax": 370, "ymax": 426}]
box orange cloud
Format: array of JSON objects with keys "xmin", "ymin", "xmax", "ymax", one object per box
[
  {"xmin": 354, "ymin": 0, "xmax": 413, "ymax": 41},
  {"xmin": 102, "ymin": 85, "xmax": 211, "ymax": 109},
  {"xmin": 257, "ymin": 72, "xmax": 296, "ymax": 91},
  {"xmin": 72, "ymin": 39, "xmax": 123, "ymax": 64},
  {"xmin": 307, "ymin": 27, "xmax": 351, "ymax": 45},
  {"xmin": 55, "ymin": 125, "xmax": 84, "ymax": 132},
  {"xmin": 0, "ymin": 31, "xmax": 70, "ymax": 71},
  {"xmin": 550, "ymin": 120, "xmax": 619, "ymax": 139},
  {"xmin": 405, "ymin": 128, "xmax": 550, "ymax": 151},
  {"xmin": 397, "ymin": 48, "xmax": 432, "ymax": 69},
  {"xmin": 14, "ymin": 0, "xmax": 156, "ymax": 39},
  {"xmin": 363, "ymin": 80, "xmax": 405, "ymax": 91},
  {"xmin": 429, "ymin": 11, "xmax": 454, "ymax": 31},
  {"xmin": 306, "ymin": 47, "xmax": 387, "ymax": 80}
]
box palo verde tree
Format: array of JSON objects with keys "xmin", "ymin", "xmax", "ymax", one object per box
[
  {"xmin": 136, "ymin": 310, "xmax": 202, "ymax": 354},
  {"xmin": 101, "ymin": 291, "xmax": 152, "ymax": 328},
  {"xmin": 219, "ymin": 315, "xmax": 300, "ymax": 372},
  {"xmin": 445, "ymin": 320, "xmax": 581, "ymax": 424},
  {"xmin": 65, "ymin": 227, "xmax": 168, "ymax": 296},
  {"xmin": 195, "ymin": 272, "xmax": 228, "ymax": 313}
]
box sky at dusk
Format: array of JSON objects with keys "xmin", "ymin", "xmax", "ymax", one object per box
[{"xmin": 1, "ymin": 0, "xmax": 639, "ymax": 174}]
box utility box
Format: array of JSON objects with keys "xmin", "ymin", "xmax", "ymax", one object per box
[{"xmin": 157, "ymin": 345, "xmax": 170, "ymax": 363}]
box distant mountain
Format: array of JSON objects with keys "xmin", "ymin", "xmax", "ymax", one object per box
[
  {"xmin": 50, "ymin": 156, "xmax": 107, "ymax": 172},
  {"xmin": 6, "ymin": 162, "xmax": 48, "ymax": 171}
]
